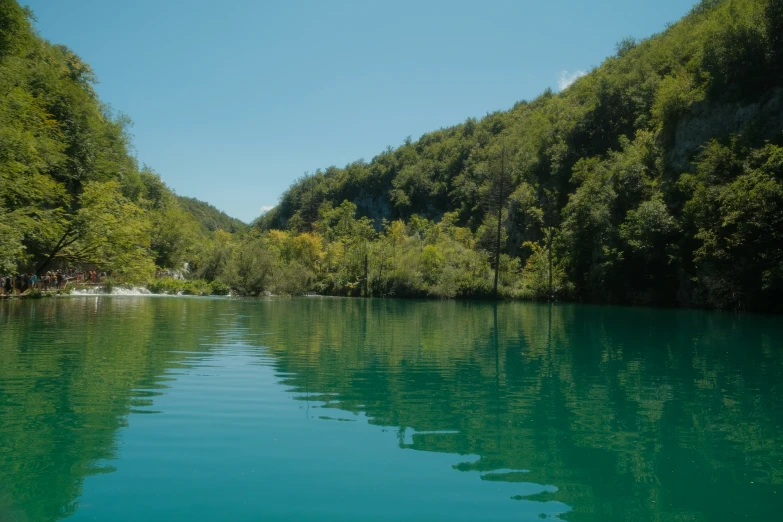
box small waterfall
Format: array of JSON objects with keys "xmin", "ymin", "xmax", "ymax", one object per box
[{"xmin": 70, "ymin": 286, "xmax": 153, "ymax": 296}]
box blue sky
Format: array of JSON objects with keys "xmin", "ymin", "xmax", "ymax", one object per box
[{"xmin": 25, "ymin": 0, "xmax": 696, "ymax": 222}]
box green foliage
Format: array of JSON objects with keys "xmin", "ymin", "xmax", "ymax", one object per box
[
  {"xmin": 148, "ymin": 204, "xmax": 200, "ymax": 269},
  {"xmin": 60, "ymin": 181, "xmax": 156, "ymax": 280},
  {"xmin": 246, "ymin": 0, "xmax": 783, "ymax": 310},
  {"xmin": 651, "ymin": 70, "xmax": 703, "ymax": 130},
  {"xmin": 520, "ymin": 242, "xmax": 571, "ymax": 300},
  {"xmin": 190, "ymin": 230, "xmax": 235, "ymax": 282},
  {"xmin": 0, "ymin": 3, "xmax": 242, "ymax": 280},
  {"xmin": 620, "ymin": 196, "xmax": 679, "ymax": 256},
  {"xmin": 176, "ymin": 196, "xmax": 247, "ymax": 234},
  {"xmin": 147, "ymin": 278, "xmax": 213, "ymax": 296},
  {"xmin": 559, "ymin": 158, "xmax": 619, "ymax": 300},
  {"xmin": 222, "ymin": 238, "xmax": 277, "ymax": 296},
  {"xmin": 681, "ymin": 141, "xmax": 783, "ymax": 309},
  {"xmin": 209, "ymin": 280, "xmax": 231, "ymax": 296},
  {"xmin": 4, "ymin": 0, "xmax": 783, "ymax": 310},
  {"xmin": 701, "ymin": 0, "xmax": 773, "ymax": 98}
]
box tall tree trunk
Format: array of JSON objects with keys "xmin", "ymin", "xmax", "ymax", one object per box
[
  {"xmin": 547, "ymin": 227, "xmax": 553, "ymax": 300},
  {"xmin": 542, "ymin": 187, "xmax": 558, "ymax": 301},
  {"xmin": 493, "ymin": 142, "xmax": 506, "ymax": 299},
  {"xmin": 494, "ymin": 205, "xmax": 501, "ymax": 298},
  {"xmin": 363, "ymin": 248, "xmax": 369, "ymax": 297}
]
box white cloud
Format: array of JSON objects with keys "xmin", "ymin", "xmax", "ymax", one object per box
[
  {"xmin": 259, "ymin": 205, "xmax": 274, "ymax": 213},
  {"xmin": 558, "ymin": 70, "xmax": 587, "ymax": 91}
]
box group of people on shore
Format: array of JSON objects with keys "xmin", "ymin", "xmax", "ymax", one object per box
[{"xmin": 0, "ymin": 269, "xmax": 106, "ymax": 296}]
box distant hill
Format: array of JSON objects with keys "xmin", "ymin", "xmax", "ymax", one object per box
[{"xmin": 176, "ymin": 196, "xmax": 247, "ymax": 234}]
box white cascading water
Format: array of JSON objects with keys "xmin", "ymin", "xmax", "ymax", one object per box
[{"xmin": 70, "ymin": 286, "xmax": 153, "ymax": 296}]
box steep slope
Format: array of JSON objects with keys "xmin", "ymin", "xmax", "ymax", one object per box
[
  {"xmin": 257, "ymin": 0, "xmax": 783, "ymax": 310},
  {"xmin": 0, "ymin": 1, "xmax": 239, "ymax": 276},
  {"xmin": 176, "ymin": 196, "xmax": 247, "ymax": 234}
]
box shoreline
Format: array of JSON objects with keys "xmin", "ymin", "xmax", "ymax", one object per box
[{"xmin": 0, "ymin": 285, "xmax": 767, "ymax": 317}]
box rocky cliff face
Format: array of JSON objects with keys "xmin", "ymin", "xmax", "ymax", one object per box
[
  {"xmin": 669, "ymin": 88, "xmax": 783, "ymax": 173},
  {"xmin": 353, "ymin": 190, "xmax": 395, "ymax": 225}
]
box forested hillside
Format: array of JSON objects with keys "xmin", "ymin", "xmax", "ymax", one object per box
[
  {"xmin": 176, "ymin": 196, "xmax": 247, "ymax": 234},
  {"xmin": 252, "ymin": 0, "xmax": 783, "ymax": 311},
  {"xmin": 0, "ymin": 0, "xmax": 243, "ymax": 280},
  {"xmin": 3, "ymin": 0, "xmax": 782, "ymax": 310}
]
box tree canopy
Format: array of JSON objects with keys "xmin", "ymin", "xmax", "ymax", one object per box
[
  {"xmin": 248, "ymin": 0, "xmax": 783, "ymax": 311},
  {"xmin": 3, "ymin": 0, "xmax": 782, "ymax": 311},
  {"xmin": 0, "ymin": 1, "xmax": 245, "ymax": 280}
]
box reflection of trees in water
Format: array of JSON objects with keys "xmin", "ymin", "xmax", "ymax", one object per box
[
  {"xmin": 255, "ymin": 299, "xmax": 783, "ymax": 521},
  {"xmin": 0, "ymin": 298, "xmax": 781, "ymax": 522},
  {"xmin": 0, "ymin": 298, "xmax": 224, "ymax": 522}
]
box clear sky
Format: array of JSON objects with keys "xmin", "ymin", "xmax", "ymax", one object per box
[{"xmin": 24, "ymin": 0, "xmax": 696, "ymax": 223}]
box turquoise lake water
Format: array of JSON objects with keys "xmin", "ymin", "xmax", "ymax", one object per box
[{"xmin": 1, "ymin": 297, "xmax": 782, "ymax": 521}]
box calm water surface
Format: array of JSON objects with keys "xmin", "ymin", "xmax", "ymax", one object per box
[{"xmin": 1, "ymin": 297, "xmax": 782, "ymax": 521}]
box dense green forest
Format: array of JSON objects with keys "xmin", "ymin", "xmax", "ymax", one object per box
[
  {"xmin": 2, "ymin": 0, "xmax": 782, "ymax": 311},
  {"xmin": 0, "ymin": 0, "xmax": 244, "ymax": 281},
  {"xmin": 245, "ymin": 0, "xmax": 782, "ymax": 311},
  {"xmin": 176, "ymin": 196, "xmax": 247, "ymax": 234}
]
